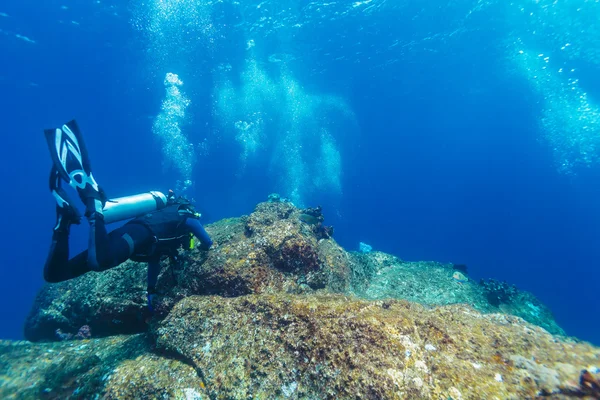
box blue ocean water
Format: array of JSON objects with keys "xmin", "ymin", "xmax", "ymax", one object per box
[{"xmin": 1, "ymin": 0, "xmax": 599, "ymax": 344}]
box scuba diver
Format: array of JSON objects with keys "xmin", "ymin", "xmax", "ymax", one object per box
[{"xmin": 43, "ymin": 120, "xmax": 213, "ymax": 311}]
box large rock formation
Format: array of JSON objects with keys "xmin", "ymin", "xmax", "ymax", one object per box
[
  {"xmin": 0, "ymin": 334, "xmax": 209, "ymax": 399},
  {"xmin": 349, "ymin": 252, "xmax": 562, "ymax": 335},
  {"xmin": 3, "ymin": 294, "xmax": 600, "ymax": 399},
  {"xmin": 5, "ymin": 199, "xmax": 596, "ymax": 399},
  {"xmin": 24, "ymin": 200, "xmax": 562, "ymax": 342}
]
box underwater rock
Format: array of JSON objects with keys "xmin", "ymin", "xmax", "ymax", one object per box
[
  {"xmin": 26, "ymin": 200, "xmax": 562, "ymax": 343},
  {"xmin": 55, "ymin": 324, "xmax": 91, "ymax": 341},
  {"xmin": 24, "ymin": 259, "xmax": 149, "ymax": 342},
  {"xmin": 5, "ymin": 294, "xmax": 600, "ymax": 398},
  {"xmin": 8, "ymin": 199, "xmax": 600, "ymax": 397},
  {"xmin": 171, "ymin": 202, "xmax": 348, "ymax": 302},
  {"xmin": 152, "ymin": 294, "xmax": 598, "ymax": 399},
  {"xmin": 480, "ymin": 278, "xmax": 519, "ymax": 307},
  {"xmin": 0, "ymin": 334, "xmax": 208, "ymax": 399},
  {"xmin": 25, "ymin": 201, "xmax": 351, "ymax": 341},
  {"xmin": 349, "ymin": 251, "xmax": 564, "ymax": 335}
]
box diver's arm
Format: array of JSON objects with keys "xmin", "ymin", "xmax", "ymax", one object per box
[{"xmin": 185, "ymin": 218, "xmax": 213, "ymax": 250}]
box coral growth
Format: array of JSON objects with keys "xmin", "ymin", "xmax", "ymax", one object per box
[
  {"xmin": 277, "ymin": 237, "xmax": 321, "ymax": 273},
  {"xmin": 480, "ymin": 278, "xmax": 519, "ymax": 307},
  {"xmin": 55, "ymin": 324, "xmax": 92, "ymax": 341},
  {"xmin": 267, "ymin": 192, "xmax": 291, "ymax": 203},
  {"xmin": 298, "ymin": 205, "xmax": 334, "ymax": 240}
]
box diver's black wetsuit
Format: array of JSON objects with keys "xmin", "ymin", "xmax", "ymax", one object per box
[
  {"xmin": 44, "ymin": 203, "xmax": 213, "ymax": 285},
  {"xmin": 42, "ymin": 120, "xmax": 213, "ymax": 312}
]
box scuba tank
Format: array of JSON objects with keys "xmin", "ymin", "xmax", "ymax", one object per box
[{"xmin": 102, "ymin": 191, "xmax": 168, "ymax": 224}]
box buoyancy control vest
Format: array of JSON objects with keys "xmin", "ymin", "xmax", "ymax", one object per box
[{"xmin": 127, "ymin": 201, "xmax": 198, "ymax": 261}]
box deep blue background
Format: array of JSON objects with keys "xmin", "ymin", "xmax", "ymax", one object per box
[{"xmin": 1, "ymin": 0, "xmax": 599, "ymax": 344}]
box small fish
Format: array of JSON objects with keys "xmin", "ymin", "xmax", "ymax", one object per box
[
  {"xmin": 298, "ymin": 213, "xmax": 319, "ymax": 225},
  {"xmin": 0, "ymin": 12, "xmax": 9, "ymax": 18},
  {"xmin": 452, "ymin": 271, "xmax": 468, "ymax": 284}
]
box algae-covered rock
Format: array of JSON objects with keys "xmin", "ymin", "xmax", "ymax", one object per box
[
  {"xmin": 9, "ymin": 199, "xmax": 600, "ymax": 398},
  {"xmin": 25, "ymin": 201, "xmax": 564, "ymax": 342},
  {"xmin": 350, "ymin": 252, "xmax": 564, "ymax": 335},
  {"xmin": 0, "ymin": 333, "xmax": 207, "ymax": 399},
  {"xmin": 25, "ymin": 202, "xmax": 351, "ymax": 341},
  {"xmin": 173, "ymin": 206, "xmax": 340, "ymax": 299},
  {"xmin": 103, "ymin": 354, "xmax": 207, "ymax": 400},
  {"xmin": 24, "ymin": 260, "xmax": 149, "ymax": 342},
  {"xmin": 5, "ymin": 294, "xmax": 600, "ymax": 398},
  {"xmin": 152, "ymin": 293, "xmax": 598, "ymax": 399}
]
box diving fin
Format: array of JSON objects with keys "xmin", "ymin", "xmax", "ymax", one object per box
[
  {"xmin": 44, "ymin": 119, "xmax": 100, "ymax": 195},
  {"xmin": 49, "ymin": 165, "xmax": 82, "ymax": 231}
]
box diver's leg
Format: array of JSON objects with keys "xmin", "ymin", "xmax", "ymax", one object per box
[
  {"xmin": 44, "ymin": 168, "xmax": 83, "ymax": 282},
  {"xmin": 43, "ymin": 214, "xmax": 89, "ymax": 282},
  {"xmin": 45, "ymin": 247, "xmax": 90, "ymax": 283},
  {"xmin": 46, "ymin": 223, "xmax": 154, "ymax": 283},
  {"xmin": 85, "ymin": 198, "xmax": 110, "ymax": 271},
  {"xmin": 43, "ymin": 120, "xmax": 108, "ymax": 270},
  {"xmin": 88, "ymin": 222, "xmax": 155, "ymax": 272},
  {"xmin": 43, "ymin": 121, "xmax": 159, "ymax": 272},
  {"xmin": 43, "ymin": 230, "xmax": 71, "ymax": 283}
]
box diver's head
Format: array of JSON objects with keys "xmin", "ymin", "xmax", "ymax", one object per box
[
  {"xmin": 167, "ymin": 189, "xmax": 193, "ymax": 207},
  {"xmin": 168, "ymin": 189, "xmax": 200, "ymax": 217}
]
